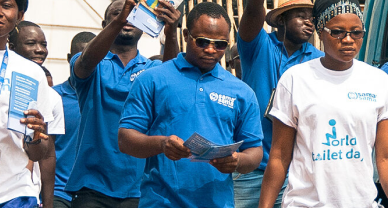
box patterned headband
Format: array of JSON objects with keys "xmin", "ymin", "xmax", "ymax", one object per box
[{"xmin": 314, "ymin": 0, "xmax": 363, "ymax": 34}]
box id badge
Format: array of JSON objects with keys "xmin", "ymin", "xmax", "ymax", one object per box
[{"xmin": 264, "ymin": 88, "xmax": 276, "ymax": 122}]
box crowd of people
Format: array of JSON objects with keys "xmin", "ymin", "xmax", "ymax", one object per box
[{"xmin": 1, "ymin": 0, "xmax": 388, "ymax": 207}]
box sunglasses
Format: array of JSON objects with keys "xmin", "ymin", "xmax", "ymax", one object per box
[
  {"xmin": 187, "ymin": 30, "xmax": 229, "ymax": 51},
  {"xmin": 323, "ymin": 27, "xmax": 365, "ymax": 40}
]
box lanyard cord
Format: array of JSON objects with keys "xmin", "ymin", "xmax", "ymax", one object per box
[{"xmin": 0, "ymin": 47, "xmax": 9, "ymax": 92}]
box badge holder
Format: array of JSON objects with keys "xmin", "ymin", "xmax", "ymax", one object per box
[{"xmin": 264, "ymin": 88, "xmax": 276, "ymax": 122}]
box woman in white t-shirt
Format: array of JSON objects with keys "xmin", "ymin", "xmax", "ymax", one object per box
[
  {"xmin": 0, "ymin": 0, "xmax": 53, "ymax": 207},
  {"xmin": 258, "ymin": 0, "xmax": 388, "ymax": 207}
]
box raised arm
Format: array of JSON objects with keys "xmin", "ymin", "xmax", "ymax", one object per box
[
  {"xmin": 118, "ymin": 128, "xmax": 191, "ymax": 159},
  {"xmin": 73, "ymin": 0, "xmax": 137, "ymax": 79},
  {"xmin": 154, "ymin": 0, "xmax": 181, "ymax": 62},
  {"xmin": 375, "ymin": 119, "xmax": 388, "ymax": 198},
  {"xmin": 258, "ymin": 118, "xmax": 296, "ymax": 208},
  {"xmin": 239, "ymin": 0, "xmax": 266, "ymax": 42}
]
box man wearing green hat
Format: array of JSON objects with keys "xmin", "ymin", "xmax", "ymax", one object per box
[{"xmin": 235, "ymin": 0, "xmax": 324, "ymax": 207}]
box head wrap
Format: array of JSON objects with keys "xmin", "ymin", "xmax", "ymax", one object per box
[
  {"xmin": 313, "ymin": 0, "xmax": 363, "ymax": 34},
  {"xmin": 15, "ymin": 0, "xmax": 28, "ymax": 12}
]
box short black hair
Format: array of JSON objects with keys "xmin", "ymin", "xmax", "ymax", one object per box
[
  {"xmin": 16, "ymin": 0, "xmax": 28, "ymax": 12},
  {"xmin": 186, "ymin": 2, "xmax": 231, "ymax": 32},
  {"xmin": 8, "ymin": 20, "xmax": 41, "ymax": 46},
  {"xmin": 70, "ymin": 32, "xmax": 96, "ymax": 55},
  {"xmin": 104, "ymin": 0, "xmax": 120, "ymax": 20}
]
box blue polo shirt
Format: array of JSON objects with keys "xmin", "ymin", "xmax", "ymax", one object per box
[
  {"xmin": 238, "ymin": 29, "xmax": 324, "ymax": 170},
  {"xmin": 67, "ymin": 51, "xmax": 161, "ymax": 198},
  {"xmin": 119, "ymin": 53, "xmax": 263, "ymax": 207},
  {"xmin": 52, "ymin": 79, "xmax": 80, "ymax": 201},
  {"xmin": 381, "ymin": 62, "xmax": 388, "ymax": 74}
]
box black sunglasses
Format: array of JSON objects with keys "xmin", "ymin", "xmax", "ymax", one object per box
[
  {"xmin": 324, "ymin": 27, "xmax": 365, "ymax": 40},
  {"xmin": 187, "ymin": 30, "xmax": 229, "ymax": 51}
]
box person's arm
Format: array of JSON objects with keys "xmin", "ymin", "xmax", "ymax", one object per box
[
  {"xmin": 154, "ymin": 0, "xmax": 181, "ymax": 62},
  {"xmin": 210, "ymin": 146, "xmax": 262, "ymax": 174},
  {"xmin": 21, "ymin": 109, "xmax": 50, "ymax": 162},
  {"xmin": 39, "ymin": 135, "xmax": 56, "ymax": 208},
  {"xmin": 73, "ymin": 0, "xmax": 137, "ymax": 79},
  {"xmin": 239, "ymin": 0, "xmax": 266, "ymax": 42},
  {"xmin": 375, "ymin": 119, "xmax": 388, "ymax": 197},
  {"xmin": 258, "ymin": 118, "xmax": 296, "ymax": 208},
  {"xmin": 118, "ymin": 128, "xmax": 191, "ymax": 160}
]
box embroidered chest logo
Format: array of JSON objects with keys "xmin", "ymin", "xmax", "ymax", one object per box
[
  {"xmin": 348, "ymin": 92, "xmax": 376, "ymax": 102},
  {"xmin": 209, "ymin": 92, "xmax": 236, "ymax": 109},
  {"xmin": 130, "ymin": 69, "xmax": 145, "ymax": 82}
]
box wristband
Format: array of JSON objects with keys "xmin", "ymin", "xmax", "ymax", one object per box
[{"xmin": 25, "ymin": 138, "xmax": 42, "ymax": 146}]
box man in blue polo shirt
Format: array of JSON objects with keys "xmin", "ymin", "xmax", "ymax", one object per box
[
  {"xmin": 52, "ymin": 31, "xmax": 95, "ymax": 208},
  {"xmin": 118, "ymin": 2, "xmax": 263, "ymax": 208},
  {"xmin": 66, "ymin": 0, "xmax": 181, "ymax": 207},
  {"xmin": 235, "ymin": 0, "xmax": 324, "ymax": 207}
]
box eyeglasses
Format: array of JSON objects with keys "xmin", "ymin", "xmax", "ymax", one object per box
[
  {"xmin": 232, "ymin": 55, "xmax": 240, "ymax": 60},
  {"xmin": 323, "ymin": 27, "xmax": 365, "ymax": 40},
  {"xmin": 187, "ymin": 30, "xmax": 229, "ymax": 51}
]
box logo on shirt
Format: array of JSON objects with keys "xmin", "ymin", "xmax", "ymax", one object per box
[
  {"xmin": 348, "ymin": 92, "xmax": 376, "ymax": 102},
  {"xmin": 209, "ymin": 92, "xmax": 236, "ymax": 109},
  {"xmin": 130, "ymin": 69, "xmax": 145, "ymax": 82},
  {"xmin": 311, "ymin": 119, "xmax": 363, "ymax": 162},
  {"xmin": 0, "ymin": 78, "xmax": 10, "ymax": 93}
]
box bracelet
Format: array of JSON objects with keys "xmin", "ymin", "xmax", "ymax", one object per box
[{"xmin": 25, "ymin": 138, "xmax": 42, "ymax": 146}]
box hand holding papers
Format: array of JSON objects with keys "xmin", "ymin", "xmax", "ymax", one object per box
[
  {"xmin": 127, "ymin": 0, "xmax": 183, "ymax": 37},
  {"xmin": 183, "ymin": 132, "xmax": 243, "ymax": 162}
]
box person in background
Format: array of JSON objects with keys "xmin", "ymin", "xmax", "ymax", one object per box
[
  {"xmin": 228, "ymin": 43, "xmax": 241, "ymax": 79},
  {"xmin": 0, "ymin": 0, "xmax": 54, "ymax": 207},
  {"xmin": 41, "ymin": 66, "xmax": 53, "ymax": 86},
  {"xmin": 66, "ymin": 0, "xmax": 181, "ymax": 207},
  {"xmin": 8, "ymin": 20, "xmax": 47, "ymax": 66},
  {"xmin": 9, "ymin": 19, "xmax": 65, "ymax": 208},
  {"xmin": 235, "ymin": 0, "xmax": 324, "ymax": 207},
  {"xmin": 381, "ymin": 62, "xmax": 388, "ymax": 74},
  {"xmin": 259, "ymin": 0, "xmax": 388, "ymax": 207},
  {"xmin": 51, "ymin": 31, "xmax": 96, "ymax": 208},
  {"xmin": 118, "ymin": 2, "xmax": 263, "ymax": 207}
]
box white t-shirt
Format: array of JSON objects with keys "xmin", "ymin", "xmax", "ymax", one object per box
[
  {"xmin": 0, "ymin": 50, "xmax": 54, "ymax": 204},
  {"xmin": 47, "ymin": 88, "xmax": 65, "ymax": 135},
  {"xmin": 270, "ymin": 58, "xmax": 388, "ymax": 208}
]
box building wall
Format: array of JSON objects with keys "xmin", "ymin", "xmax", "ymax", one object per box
[{"xmin": 24, "ymin": 0, "xmax": 162, "ymax": 86}]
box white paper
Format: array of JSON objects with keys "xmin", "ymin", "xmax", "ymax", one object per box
[{"xmin": 183, "ymin": 132, "xmax": 243, "ymax": 162}]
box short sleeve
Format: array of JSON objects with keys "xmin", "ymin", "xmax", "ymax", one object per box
[
  {"xmin": 119, "ymin": 73, "xmax": 154, "ymax": 133},
  {"xmin": 47, "ymin": 89, "xmax": 65, "ymax": 135},
  {"xmin": 269, "ymin": 79, "xmax": 297, "ymax": 129},
  {"xmin": 234, "ymin": 93, "xmax": 263, "ymax": 150}
]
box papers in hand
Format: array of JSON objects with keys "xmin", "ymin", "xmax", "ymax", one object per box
[
  {"xmin": 7, "ymin": 72, "xmax": 38, "ymax": 134},
  {"xmin": 183, "ymin": 132, "xmax": 243, "ymax": 162},
  {"xmin": 127, "ymin": 0, "xmax": 183, "ymax": 37}
]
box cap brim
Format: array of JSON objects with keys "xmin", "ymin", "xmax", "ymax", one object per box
[{"xmin": 265, "ymin": 4, "xmax": 313, "ymax": 28}]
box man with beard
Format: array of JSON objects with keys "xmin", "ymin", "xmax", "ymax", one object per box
[
  {"xmin": 234, "ymin": 0, "xmax": 324, "ymax": 207},
  {"xmin": 66, "ymin": 0, "xmax": 181, "ymax": 207}
]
